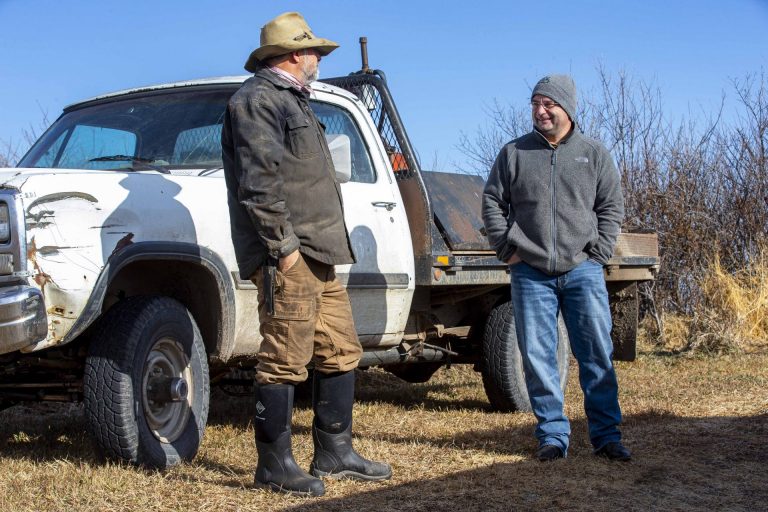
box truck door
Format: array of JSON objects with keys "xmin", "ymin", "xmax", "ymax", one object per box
[{"xmin": 311, "ymin": 95, "xmax": 414, "ymax": 348}]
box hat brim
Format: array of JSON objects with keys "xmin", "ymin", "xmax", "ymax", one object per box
[{"xmin": 244, "ymin": 38, "xmax": 339, "ymax": 72}]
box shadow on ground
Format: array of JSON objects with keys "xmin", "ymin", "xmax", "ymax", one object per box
[
  {"xmin": 0, "ymin": 402, "xmax": 102, "ymax": 464},
  {"xmin": 282, "ymin": 412, "xmax": 768, "ymax": 512},
  {"xmin": 206, "ymin": 367, "xmax": 490, "ymax": 429},
  {"xmin": 1, "ymin": 373, "xmax": 766, "ymax": 512}
]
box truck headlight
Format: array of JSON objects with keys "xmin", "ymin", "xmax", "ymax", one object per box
[{"xmin": 0, "ymin": 204, "xmax": 9, "ymax": 243}]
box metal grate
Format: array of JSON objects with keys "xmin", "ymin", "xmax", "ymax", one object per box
[
  {"xmin": 173, "ymin": 123, "xmax": 223, "ymax": 165},
  {"xmin": 322, "ymin": 72, "xmax": 420, "ymax": 181}
]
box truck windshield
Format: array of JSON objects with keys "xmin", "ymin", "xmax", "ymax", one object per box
[{"xmin": 18, "ymin": 87, "xmax": 237, "ymax": 171}]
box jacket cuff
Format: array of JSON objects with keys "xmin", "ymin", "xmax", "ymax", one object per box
[
  {"xmin": 498, "ymin": 244, "xmax": 517, "ymax": 264},
  {"xmin": 271, "ymin": 235, "xmax": 300, "ymax": 259}
]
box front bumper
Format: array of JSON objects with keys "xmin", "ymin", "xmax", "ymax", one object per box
[{"xmin": 0, "ymin": 285, "xmax": 48, "ymax": 354}]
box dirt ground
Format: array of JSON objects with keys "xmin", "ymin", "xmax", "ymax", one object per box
[{"xmin": 1, "ymin": 348, "xmax": 766, "ymax": 512}]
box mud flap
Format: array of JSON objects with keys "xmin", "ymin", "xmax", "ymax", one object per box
[{"xmin": 608, "ymin": 281, "xmax": 639, "ymax": 361}]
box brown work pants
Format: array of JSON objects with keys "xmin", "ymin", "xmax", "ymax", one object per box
[{"xmin": 253, "ymin": 253, "xmax": 362, "ymax": 384}]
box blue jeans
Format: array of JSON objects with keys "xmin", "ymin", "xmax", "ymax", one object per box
[{"xmin": 509, "ymin": 259, "xmax": 622, "ymax": 454}]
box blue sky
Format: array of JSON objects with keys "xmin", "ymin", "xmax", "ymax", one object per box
[{"xmin": 1, "ymin": 0, "xmax": 766, "ymax": 170}]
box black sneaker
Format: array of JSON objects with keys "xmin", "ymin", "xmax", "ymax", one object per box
[
  {"xmin": 536, "ymin": 444, "xmax": 565, "ymax": 462},
  {"xmin": 594, "ymin": 442, "xmax": 632, "ymax": 461}
]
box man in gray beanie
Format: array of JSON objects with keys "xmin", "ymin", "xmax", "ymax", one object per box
[{"xmin": 482, "ymin": 74, "xmax": 631, "ymax": 462}]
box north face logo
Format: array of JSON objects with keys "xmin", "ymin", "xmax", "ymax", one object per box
[{"xmin": 255, "ymin": 401, "xmax": 266, "ymax": 415}]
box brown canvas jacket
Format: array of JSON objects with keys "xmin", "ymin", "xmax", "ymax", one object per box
[{"xmin": 222, "ymin": 67, "xmax": 355, "ymax": 279}]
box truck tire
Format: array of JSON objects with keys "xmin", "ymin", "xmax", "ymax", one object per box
[
  {"xmin": 481, "ymin": 300, "xmax": 570, "ymax": 412},
  {"xmin": 84, "ymin": 296, "xmax": 209, "ymax": 468}
]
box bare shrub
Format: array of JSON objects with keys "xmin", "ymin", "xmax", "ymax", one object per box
[
  {"xmin": 0, "ymin": 107, "xmax": 50, "ymax": 168},
  {"xmin": 0, "ymin": 139, "xmax": 20, "ymax": 168},
  {"xmin": 456, "ymin": 99, "xmax": 529, "ymax": 175}
]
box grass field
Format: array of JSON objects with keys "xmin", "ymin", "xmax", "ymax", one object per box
[{"xmin": 1, "ymin": 346, "xmax": 766, "ymax": 511}]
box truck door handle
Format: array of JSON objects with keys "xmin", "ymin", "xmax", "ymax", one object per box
[{"xmin": 372, "ymin": 201, "xmax": 397, "ymax": 211}]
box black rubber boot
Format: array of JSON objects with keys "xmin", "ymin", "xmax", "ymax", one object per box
[
  {"xmin": 309, "ymin": 371, "xmax": 392, "ymax": 481},
  {"xmin": 253, "ymin": 383, "xmax": 325, "ymax": 497}
]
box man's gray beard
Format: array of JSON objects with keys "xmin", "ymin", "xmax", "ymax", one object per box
[{"xmin": 300, "ymin": 59, "xmax": 319, "ymax": 84}]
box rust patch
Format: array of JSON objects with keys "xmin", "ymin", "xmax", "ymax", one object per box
[
  {"xmin": 27, "ymin": 237, "xmax": 52, "ymax": 297},
  {"xmin": 420, "ymin": 171, "xmax": 490, "ymax": 251},
  {"xmin": 110, "ymin": 232, "xmax": 135, "ymax": 257}
]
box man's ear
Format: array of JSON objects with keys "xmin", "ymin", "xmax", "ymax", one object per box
[{"xmin": 287, "ymin": 51, "xmax": 303, "ymax": 64}]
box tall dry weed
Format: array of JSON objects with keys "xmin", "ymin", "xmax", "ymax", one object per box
[
  {"xmin": 685, "ymin": 250, "xmax": 768, "ymax": 353},
  {"xmin": 639, "ymin": 312, "xmax": 691, "ymax": 352},
  {"xmin": 649, "ymin": 248, "xmax": 768, "ymax": 354}
]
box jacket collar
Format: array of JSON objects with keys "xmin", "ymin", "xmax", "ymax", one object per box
[
  {"xmin": 533, "ymin": 125, "xmax": 578, "ymax": 149},
  {"xmin": 253, "ymin": 66, "xmax": 310, "ymax": 97}
]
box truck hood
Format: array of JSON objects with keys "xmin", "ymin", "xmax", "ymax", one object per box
[
  {"xmin": 0, "ymin": 167, "xmax": 85, "ymax": 188},
  {"xmin": 0, "ymin": 167, "xmax": 135, "ymax": 190}
]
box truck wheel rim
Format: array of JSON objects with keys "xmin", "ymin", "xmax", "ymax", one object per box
[{"xmin": 141, "ymin": 337, "xmax": 193, "ymax": 443}]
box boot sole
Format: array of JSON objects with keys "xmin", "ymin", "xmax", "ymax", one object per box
[
  {"xmin": 253, "ymin": 480, "xmax": 325, "ymax": 497},
  {"xmin": 311, "ymin": 468, "xmax": 392, "ymax": 481}
]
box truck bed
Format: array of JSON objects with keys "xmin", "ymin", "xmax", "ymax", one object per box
[{"xmin": 422, "ymin": 170, "xmax": 659, "ymax": 283}]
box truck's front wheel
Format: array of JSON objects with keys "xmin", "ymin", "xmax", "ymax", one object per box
[
  {"xmin": 84, "ymin": 296, "xmax": 209, "ymax": 468},
  {"xmin": 481, "ymin": 300, "xmax": 570, "ymax": 412}
]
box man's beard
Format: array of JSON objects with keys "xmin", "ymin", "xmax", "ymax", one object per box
[{"xmin": 300, "ymin": 57, "xmax": 319, "ymax": 84}]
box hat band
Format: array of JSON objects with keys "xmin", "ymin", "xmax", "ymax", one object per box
[{"xmin": 293, "ymin": 31, "xmax": 313, "ymax": 41}]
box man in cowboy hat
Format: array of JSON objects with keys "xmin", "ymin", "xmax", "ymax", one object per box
[
  {"xmin": 222, "ymin": 12, "xmax": 392, "ymax": 497},
  {"xmin": 482, "ymin": 75, "xmax": 631, "ymax": 463}
]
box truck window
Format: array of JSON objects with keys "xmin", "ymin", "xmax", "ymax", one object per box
[
  {"xmin": 19, "ymin": 88, "xmax": 235, "ymax": 171},
  {"xmin": 173, "ymin": 124, "xmax": 223, "ymax": 165},
  {"xmin": 311, "ymin": 101, "xmax": 375, "ymax": 184},
  {"xmin": 34, "ymin": 131, "xmax": 67, "ymax": 168},
  {"xmin": 57, "ymin": 125, "xmax": 137, "ymax": 170},
  {"xmin": 19, "ymin": 87, "xmax": 376, "ymax": 182}
]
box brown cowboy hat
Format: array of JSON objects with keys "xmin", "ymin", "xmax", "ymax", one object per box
[{"xmin": 244, "ymin": 12, "xmax": 339, "ymax": 72}]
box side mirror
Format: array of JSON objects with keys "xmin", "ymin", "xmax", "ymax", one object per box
[{"xmin": 326, "ymin": 133, "xmax": 352, "ymax": 183}]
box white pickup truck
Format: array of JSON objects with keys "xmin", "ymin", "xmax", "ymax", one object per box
[{"xmin": 0, "ymin": 64, "xmax": 659, "ymax": 468}]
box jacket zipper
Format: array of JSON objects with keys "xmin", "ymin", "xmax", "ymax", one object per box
[{"xmin": 549, "ymin": 150, "xmax": 557, "ymax": 274}]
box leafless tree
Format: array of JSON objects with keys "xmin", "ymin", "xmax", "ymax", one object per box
[
  {"xmin": 455, "ymin": 99, "xmax": 529, "ymax": 176},
  {"xmin": 0, "ymin": 107, "xmax": 50, "ymax": 167}
]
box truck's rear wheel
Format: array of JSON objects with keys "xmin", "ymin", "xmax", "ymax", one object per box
[
  {"xmin": 84, "ymin": 296, "xmax": 209, "ymax": 468},
  {"xmin": 481, "ymin": 301, "xmax": 570, "ymax": 412}
]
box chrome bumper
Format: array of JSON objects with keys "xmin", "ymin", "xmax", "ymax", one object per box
[{"xmin": 0, "ymin": 285, "xmax": 48, "ymax": 354}]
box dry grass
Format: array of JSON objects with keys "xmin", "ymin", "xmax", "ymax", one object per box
[
  {"xmin": 687, "ymin": 251, "xmax": 768, "ymax": 353},
  {"xmin": 1, "ymin": 348, "xmax": 767, "ymax": 512},
  {"xmin": 647, "ymin": 249, "xmax": 768, "ymax": 354}
]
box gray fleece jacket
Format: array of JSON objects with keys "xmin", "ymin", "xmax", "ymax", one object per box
[{"xmin": 482, "ymin": 128, "xmax": 624, "ymax": 275}]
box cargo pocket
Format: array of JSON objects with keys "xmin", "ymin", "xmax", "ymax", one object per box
[
  {"xmin": 286, "ymin": 113, "xmax": 321, "ymax": 159},
  {"xmin": 271, "ymin": 296, "xmax": 315, "ymax": 320}
]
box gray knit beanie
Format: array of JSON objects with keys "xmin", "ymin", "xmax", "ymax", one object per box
[{"xmin": 531, "ymin": 74, "xmax": 577, "ymax": 123}]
